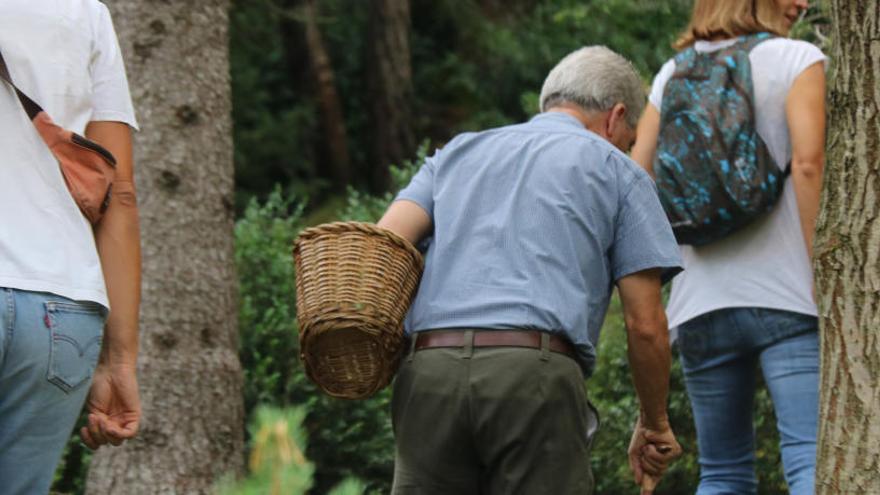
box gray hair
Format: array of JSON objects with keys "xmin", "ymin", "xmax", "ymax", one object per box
[{"xmin": 539, "ymin": 46, "xmax": 645, "ymax": 128}]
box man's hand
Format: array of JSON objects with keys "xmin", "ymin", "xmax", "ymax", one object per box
[
  {"xmin": 628, "ymin": 416, "xmax": 682, "ymax": 494},
  {"xmin": 81, "ymin": 363, "xmax": 141, "ymax": 449}
]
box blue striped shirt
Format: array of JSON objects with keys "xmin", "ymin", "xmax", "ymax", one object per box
[{"xmin": 396, "ymin": 112, "xmax": 682, "ymax": 375}]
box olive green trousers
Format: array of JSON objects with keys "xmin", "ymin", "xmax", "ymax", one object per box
[{"xmin": 390, "ymin": 334, "xmax": 598, "ymax": 495}]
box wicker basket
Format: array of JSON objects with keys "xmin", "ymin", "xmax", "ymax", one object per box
[{"xmin": 293, "ymin": 222, "xmax": 424, "ymax": 399}]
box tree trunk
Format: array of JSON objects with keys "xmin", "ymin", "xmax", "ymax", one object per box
[
  {"xmin": 302, "ymin": 0, "xmax": 352, "ymax": 191},
  {"xmin": 367, "ymin": 0, "xmax": 415, "ymax": 192},
  {"xmin": 86, "ymin": 2, "xmax": 245, "ymax": 493},
  {"xmin": 814, "ymin": 1, "xmax": 880, "ymax": 493}
]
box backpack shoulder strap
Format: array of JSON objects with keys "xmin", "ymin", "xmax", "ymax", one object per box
[
  {"xmin": 725, "ymin": 32, "xmax": 776, "ymax": 56},
  {"xmin": 670, "ymin": 45, "xmax": 711, "ymax": 81},
  {"xmin": 672, "ymin": 46, "xmax": 697, "ymax": 71},
  {"xmin": 0, "ymin": 47, "xmax": 44, "ymax": 120}
]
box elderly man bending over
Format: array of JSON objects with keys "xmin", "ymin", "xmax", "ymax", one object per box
[{"xmin": 378, "ymin": 46, "xmax": 683, "ymax": 495}]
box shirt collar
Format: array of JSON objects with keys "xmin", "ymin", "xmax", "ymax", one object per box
[{"xmin": 529, "ymin": 111, "xmax": 587, "ymax": 130}]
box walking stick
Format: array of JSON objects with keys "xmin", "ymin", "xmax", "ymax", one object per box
[{"xmin": 641, "ymin": 475, "xmax": 658, "ymax": 493}]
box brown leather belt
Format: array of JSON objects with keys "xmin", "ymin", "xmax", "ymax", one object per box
[{"xmin": 413, "ymin": 330, "xmax": 576, "ymax": 358}]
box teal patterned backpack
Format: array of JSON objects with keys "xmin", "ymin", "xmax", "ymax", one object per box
[{"xmin": 655, "ymin": 33, "xmax": 788, "ymax": 246}]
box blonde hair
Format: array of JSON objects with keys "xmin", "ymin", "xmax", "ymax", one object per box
[{"xmin": 674, "ymin": 0, "xmax": 791, "ymax": 49}]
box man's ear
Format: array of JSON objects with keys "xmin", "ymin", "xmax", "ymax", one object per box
[{"xmin": 606, "ymin": 103, "xmax": 628, "ymax": 136}]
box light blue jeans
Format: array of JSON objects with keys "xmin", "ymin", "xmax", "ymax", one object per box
[
  {"xmin": 677, "ymin": 307, "xmax": 819, "ymax": 495},
  {"xmin": 0, "ymin": 288, "xmax": 106, "ymax": 494}
]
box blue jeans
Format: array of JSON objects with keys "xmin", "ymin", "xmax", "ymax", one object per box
[
  {"xmin": 0, "ymin": 288, "xmax": 106, "ymax": 494},
  {"xmin": 677, "ymin": 308, "xmax": 819, "ymax": 495}
]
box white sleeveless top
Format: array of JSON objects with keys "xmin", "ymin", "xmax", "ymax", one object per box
[
  {"xmin": 0, "ymin": 0, "xmax": 137, "ymax": 307},
  {"xmin": 648, "ymin": 38, "xmax": 826, "ymax": 328}
]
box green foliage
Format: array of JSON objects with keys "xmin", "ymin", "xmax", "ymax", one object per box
[
  {"xmin": 230, "ymin": 0, "xmax": 692, "ymax": 209},
  {"xmin": 789, "ymin": 3, "xmax": 832, "ymax": 51},
  {"xmin": 229, "ymin": 0, "xmax": 829, "ymax": 214},
  {"xmin": 229, "ymin": 0, "xmax": 325, "ymax": 211},
  {"xmin": 340, "ymin": 142, "xmax": 430, "ymax": 223},
  {"xmin": 235, "ymin": 188, "xmax": 396, "ymax": 494},
  {"xmin": 218, "ymin": 407, "xmax": 316, "ymax": 495},
  {"xmin": 231, "ymin": 142, "xmax": 425, "ymax": 494},
  {"xmin": 218, "ymin": 406, "xmax": 366, "ymax": 495},
  {"xmin": 236, "ymin": 188, "xmax": 306, "ymax": 413},
  {"xmin": 410, "ymin": 0, "xmax": 692, "ymax": 134},
  {"xmin": 327, "ymin": 478, "xmax": 369, "ymax": 495}
]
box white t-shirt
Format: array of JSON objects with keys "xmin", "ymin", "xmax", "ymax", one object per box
[
  {"xmin": 0, "ymin": 0, "xmax": 137, "ymax": 307},
  {"xmin": 648, "ymin": 38, "xmax": 827, "ymax": 329}
]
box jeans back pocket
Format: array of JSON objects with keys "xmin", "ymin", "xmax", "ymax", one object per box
[{"xmin": 44, "ymin": 301, "xmax": 105, "ymax": 393}]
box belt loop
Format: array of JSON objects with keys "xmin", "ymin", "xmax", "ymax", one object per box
[
  {"xmin": 407, "ymin": 332, "xmax": 418, "ymax": 362},
  {"xmin": 540, "ymin": 332, "xmax": 550, "ymax": 361},
  {"xmin": 463, "ymin": 329, "xmax": 474, "ymax": 359}
]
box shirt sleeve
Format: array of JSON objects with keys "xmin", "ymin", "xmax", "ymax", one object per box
[
  {"xmin": 394, "ymin": 151, "xmax": 438, "ymax": 221},
  {"xmin": 610, "ymin": 167, "xmax": 683, "ymax": 284},
  {"xmin": 648, "ymin": 59, "xmax": 677, "ymax": 111},
  {"xmin": 89, "ymin": 3, "xmax": 138, "ymax": 129},
  {"xmin": 783, "ymin": 40, "xmax": 827, "ymax": 89}
]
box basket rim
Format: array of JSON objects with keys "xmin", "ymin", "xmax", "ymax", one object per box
[{"xmin": 293, "ymin": 221, "xmax": 424, "ymax": 270}]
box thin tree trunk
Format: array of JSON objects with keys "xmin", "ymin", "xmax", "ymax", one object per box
[
  {"xmin": 275, "ymin": 1, "xmax": 320, "ymax": 190},
  {"xmin": 86, "ymin": 1, "xmax": 245, "ymax": 493},
  {"xmin": 302, "ymin": 0, "xmax": 351, "ymax": 191},
  {"xmin": 814, "ymin": 1, "xmax": 880, "ymax": 493},
  {"xmin": 367, "ymin": 0, "xmax": 415, "ymax": 192}
]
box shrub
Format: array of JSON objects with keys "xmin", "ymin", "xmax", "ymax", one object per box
[
  {"xmin": 217, "ymin": 406, "xmax": 366, "ymax": 495},
  {"xmin": 235, "ymin": 188, "xmax": 395, "ymax": 494}
]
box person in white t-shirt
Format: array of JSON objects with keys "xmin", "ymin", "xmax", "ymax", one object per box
[
  {"xmin": 631, "ymin": 0, "xmax": 824, "ymax": 493},
  {"xmin": 0, "ymin": 1, "xmax": 141, "ymax": 492}
]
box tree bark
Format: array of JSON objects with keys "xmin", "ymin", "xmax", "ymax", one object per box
[
  {"xmin": 85, "ymin": 1, "xmax": 245, "ymax": 493},
  {"xmin": 302, "ymin": 0, "xmax": 352, "ymax": 191},
  {"xmin": 367, "ymin": 0, "xmax": 415, "ymax": 192},
  {"xmin": 814, "ymin": 1, "xmax": 880, "ymax": 493}
]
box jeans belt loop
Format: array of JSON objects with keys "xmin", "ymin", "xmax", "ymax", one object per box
[
  {"xmin": 540, "ymin": 332, "xmax": 551, "ymax": 361},
  {"xmin": 407, "ymin": 333, "xmax": 417, "ymax": 362},
  {"xmin": 463, "ymin": 329, "xmax": 474, "ymax": 359}
]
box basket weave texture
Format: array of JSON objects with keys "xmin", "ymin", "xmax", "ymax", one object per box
[{"xmin": 293, "ymin": 222, "xmax": 424, "ymax": 399}]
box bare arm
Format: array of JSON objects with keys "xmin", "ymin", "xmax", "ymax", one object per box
[
  {"xmin": 785, "ymin": 63, "xmax": 826, "ymax": 260},
  {"xmin": 377, "ymin": 199, "xmax": 432, "ymax": 245},
  {"xmin": 630, "ymin": 104, "xmax": 661, "ymax": 178},
  {"xmin": 87, "ymin": 121, "xmax": 141, "ymax": 367},
  {"xmin": 618, "ymin": 269, "xmax": 682, "ymax": 492},
  {"xmin": 82, "ymin": 120, "xmax": 142, "ymax": 448},
  {"xmin": 617, "ymin": 268, "xmax": 670, "ymax": 427}
]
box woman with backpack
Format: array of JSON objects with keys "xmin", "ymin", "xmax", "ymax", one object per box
[{"xmin": 631, "ymin": 0, "xmax": 825, "ymax": 493}]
